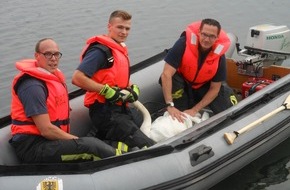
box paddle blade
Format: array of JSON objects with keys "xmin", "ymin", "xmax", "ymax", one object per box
[
  {"xmin": 224, "ymin": 132, "xmax": 237, "ymax": 145},
  {"xmin": 283, "ymin": 94, "xmax": 290, "ymax": 109}
]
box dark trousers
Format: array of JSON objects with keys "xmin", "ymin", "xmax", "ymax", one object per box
[
  {"xmin": 88, "ymin": 102, "xmax": 155, "ymax": 149},
  {"xmin": 171, "ymin": 73, "xmax": 237, "ymax": 114},
  {"xmin": 10, "ymin": 135, "xmax": 116, "ymax": 163}
]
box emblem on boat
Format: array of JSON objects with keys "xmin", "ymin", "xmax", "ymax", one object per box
[{"xmin": 36, "ymin": 177, "xmax": 63, "ymax": 190}]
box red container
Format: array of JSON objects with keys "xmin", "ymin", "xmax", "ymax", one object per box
[{"xmin": 242, "ymin": 78, "xmax": 274, "ymax": 99}]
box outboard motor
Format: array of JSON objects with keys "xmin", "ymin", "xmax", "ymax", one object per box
[
  {"xmin": 235, "ymin": 24, "xmax": 290, "ymax": 98},
  {"xmin": 236, "ymin": 24, "xmax": 290, "ymax": 77}
]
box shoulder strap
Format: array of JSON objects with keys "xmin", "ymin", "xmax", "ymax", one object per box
[{"xmin": 88, "ymin": 43, "xmax": 114, "ymax": 68}]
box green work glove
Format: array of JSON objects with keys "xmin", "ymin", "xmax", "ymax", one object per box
[
  {"xmin": 99, "ymin": 84, "xmax": 123, "ymax": 103},
  {"xmin": 125, "ymin": 84, "xmax": 140, "ymax": 103}
]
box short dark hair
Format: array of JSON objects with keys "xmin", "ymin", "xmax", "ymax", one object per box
[
  {"xmin": 200, "ymin": 18, "xmax": 221, "ymax": 35},
  {"xmin": 35, "ymin": 38, "xmax": 53, "ymax": 52},
  {"xmin": 109, "ymin": 10, "xmax": 132, "ymax": 23}
]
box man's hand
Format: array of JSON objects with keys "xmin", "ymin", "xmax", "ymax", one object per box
[
  {"xmin": 125, "ymin": 84, "xmax": 140, "ymax": 103},
  {"xmin": 183, "ymin": 108, "xmax": 199, "ymax": 118},
  {"xmin": 99, "ymin": 84, "xmax": 123, "ymax": 103},
  {"xmin": 167, "ymin": 106, "xmax": 186, "ymax": 123}
]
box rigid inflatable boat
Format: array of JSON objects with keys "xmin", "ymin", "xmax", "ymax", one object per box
[{"xmin": 1, "ymin": 24, "xmax": 290, "ymax": 190}]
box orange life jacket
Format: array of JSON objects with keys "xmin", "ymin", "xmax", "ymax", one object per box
[
  {"xmin": 80, "ymin": 35, "xmax": 130, "ymax": 107},
  {"xmin": 178, "ymin": 21, "xmax": 230, "ymax": 89},
  {"xmin": 11, "ymin": 59, "xmax": 70, "ymax": 136}
]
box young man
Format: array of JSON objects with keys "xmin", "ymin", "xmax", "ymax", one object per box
[
  {"xmin": 72, "ymin": 10, "xmax": 154, "ymax": 150},
  {"xmin": 10, "ymin": 38, "xmax": 119, "ymax": 163},
  {"xmin": 160, "ymin": 18, "xmax": 237, "ymax": 123}
]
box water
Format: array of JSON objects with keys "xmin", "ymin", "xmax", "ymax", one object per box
[
  {"xmin": 1, "ymin": 0, "xmax": 289, "ymax": 189},
  {"xmin": 211, "ymin": 138, "xmax": 290, "ymax": 190}
]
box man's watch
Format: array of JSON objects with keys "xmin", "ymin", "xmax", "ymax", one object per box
[{"xmin": 166, "ymin": 101, "xmax": 174, "ymax": 107}]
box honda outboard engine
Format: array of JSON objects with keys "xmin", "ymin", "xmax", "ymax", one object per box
[{"xmin": 236, "ymin": 24, "xmax": 290, "ymax": 77}]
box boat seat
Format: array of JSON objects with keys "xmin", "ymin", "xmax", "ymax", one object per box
[
  {"xmin": 69, "ymin": 96, "xmax": 93, "ymax": 137},
  {"xmin": 0, "ymin": 126, "xmax": 20, "ymax": 165}
]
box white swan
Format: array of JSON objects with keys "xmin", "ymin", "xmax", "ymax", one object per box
[
  {"xmin": 120, "ymin": 89, "xmax": 152, "ymax": 137},
  {"xmin": 121, "ymin": 89, "xmax": 209, "ymax": 142},
  {"xmin": 133, "ymin": 100, "xmax": 210, "ymax": 142},
  {"xmin": 132, "ymin": 100, "xmax": 152, "ymax": 137}
]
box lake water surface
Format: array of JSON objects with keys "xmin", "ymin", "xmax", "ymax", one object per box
[{"xmin": 1, "ymin": 0, "xmax": 289, "ymax": 189}]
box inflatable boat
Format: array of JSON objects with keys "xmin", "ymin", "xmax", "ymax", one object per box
[{"xmin": 1, "ymin": 24, "xmax": 290, "ymax": 190}]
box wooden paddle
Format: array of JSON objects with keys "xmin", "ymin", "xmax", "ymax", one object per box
[{"xmin": 224, "ymin": 94, "xmax": 290, "ymax": 145}]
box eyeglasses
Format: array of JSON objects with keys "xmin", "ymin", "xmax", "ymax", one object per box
[
  {"xmin": 200, "ymin": 32, "xmax": 217, "ymax": 40},
  {"xmin": 38, "ymin": 51, "xmax": 62, "ymax": 59}
]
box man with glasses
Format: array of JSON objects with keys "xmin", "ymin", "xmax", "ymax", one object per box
[
  {"xmin": 10, "ymin": 38, "xmax": 120, "ymax": 163},
  {"xmin": 160, "ymin": 18, "xmax": 237, "ymax": 123}
]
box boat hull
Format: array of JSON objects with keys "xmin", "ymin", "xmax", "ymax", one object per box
[{"xmin": 1, "ymin": 52, "xmax": 290, "ymax": 190}]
